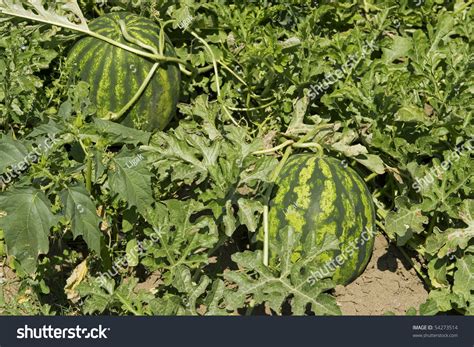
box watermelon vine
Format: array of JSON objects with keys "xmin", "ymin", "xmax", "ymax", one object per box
[{"xmin": 0, "ymin": 0, "xmax": 472, "ymax": 317}]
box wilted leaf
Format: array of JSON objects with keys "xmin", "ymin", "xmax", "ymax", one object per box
[{"xmin": 64, "ymin": 259, "xmax": 88, "ymax": 303}]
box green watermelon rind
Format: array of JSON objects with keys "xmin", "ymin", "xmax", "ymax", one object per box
[{"xmin": 266, "ymin": 154, "xmax": 376, "ymax": 285}]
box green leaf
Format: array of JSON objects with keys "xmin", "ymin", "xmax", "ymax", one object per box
[
  {"xmin": 108, "ymin": 148, "xmax": 153, "ymax": 213},
  {"xmin": 77, "ymin": 279, "xmax": 114, "ymax": 315},
  {"xmin": 424, "ymin": 200, "xmax": 474, "ymax": 257},
  {"xmin": 419, "ymin": 290, "xmax": 455, "ymax": 315},
  {"xmin": 395, "ymin": 105, "xmax": 432, "ymax": 125},
  {"xmin": 0, "ymin": 136, "xmax": 29, "ymax": 172},
  {"xmin": 419, "ymin": 298, "xmax": 439, "ymax": 316},
  {"xmin": 237, "ymin": 198, "xmax": 263, "ymax": 233},
  {"xmin": 239, "ymin": 156, "xmax": 278, "ymax": 186},
  {"xmin": 354, "ymin": 153, "xmax": 385, "ymax": 174},
  {"xmin": 225, "ymin": 227, "xmax": 340, "ymax": 315},
  {"xmin": 385, "ymin": 197, "xmax": 429, "ymax": 245},
  {"xmin": 126, "ymin": 239, "xmax": 140, "ymax": 267},
  {"xmin": 92, "ymin": 118, "xmax": 151, "ymax": 145},
  {"xmin": 60, "ymin": 184, "xmax": 102, "ymax": 254},
  {"xmin": 0, "ymin": 0, "xmax": 90, "ymax": 33},
  {"xmin": 382, "ymin": 36, "xmax": 412, "ymax": 63},
  {"xmin": 0, "ymin": 188, "xmax": 56, "ymax": 272},
  {"xmin": 452, "ymin": 255, "xmax": 474, "ymax": 304},
  {"xmin": 427, "ymin": 258, "xmax": 448, "ymax": 288},
  {"xmin": 222, "ymin": 200, "xmax": 237, "ymax": 237},
  {"xmin": 173, "ymin": 265, "xmax": 211, "ymax": 315},
  {"xmin": 203, "ymin": 279, "xmax": 228, "ymax": 316},
  {"xmin": 78, "ymin": 277, "xmax": 154, "ymax": 315},
  {"xmin": 143, "ymin": 199, "xmax": 218, "ymax": 281}
]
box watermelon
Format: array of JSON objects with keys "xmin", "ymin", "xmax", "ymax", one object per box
[
  {"xmin": 266, "ymin": 154, "xmax": 376, "ymax": 285},
  {"xmin": 66, "ymin": 12, "xmax": 181, "ymax": 131}
]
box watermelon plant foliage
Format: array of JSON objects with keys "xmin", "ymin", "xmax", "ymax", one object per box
[{"xmin": 0, "ymin": 0, "xmax": 473, "ymax": 316}]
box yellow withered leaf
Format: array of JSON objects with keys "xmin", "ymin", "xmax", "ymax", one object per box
[{"xmin": 64, "ymin": 259, "xmax": 88, "ymax": 303}]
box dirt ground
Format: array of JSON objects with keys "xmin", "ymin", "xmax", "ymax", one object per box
[
  {"xmin": 334, "ymin": 234, "xmax": 428, "ymax": 315},
  {"xmin": 0, "ymin": 260, "xmax": 20, "ymax": 314}
]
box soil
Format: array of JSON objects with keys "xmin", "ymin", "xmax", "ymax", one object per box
[
  {"xmin": 0, "ymin": 259, "xmax": 20, "ymax": 313},
  {"xmin": 334, "ymin": 234, "xmax": 429, "ymax": 315}
]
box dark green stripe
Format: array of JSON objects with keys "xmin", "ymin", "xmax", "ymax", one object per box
[
  {"xmin": 326, "ymin": 160, "xmax": 351, "ymax": 239},
  {"xmin": 107, "ymin": 47, "xmax": 119, "ymax": 111},
  {"xmin": 342, "ymin": 167, "xmax": 372, "ymax": 276},
  {"xmin": 69, "ymin": 38, "xmax": 101, "ymax": 70},
  {"xmin": 96, "ymin": 44, "xmax": 114, "ymax": 113},
  {"xmin": 88, "ymin": 48, "xmax": 108, "ymax": 90}
]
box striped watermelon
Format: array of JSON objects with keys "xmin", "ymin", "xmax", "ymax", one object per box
[
  {"xmin": 67, "ymin": 12, "xmax": 180, "ymax": 131},
  {"xmin": 266, "ymin": 154, "xmax": 376, "ymax": 285}
]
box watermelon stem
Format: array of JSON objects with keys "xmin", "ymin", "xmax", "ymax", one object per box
[
  {"xmin": 292, "ymin": 142, "xmax": 323, "ymax": 154},
  {"xmin": 87, "ymin": 29, "xmax": 188, "ymax": 65},
  {"xmin": 118, "ymin": 19, "xmax": 157, "ymax": 54},
  {"xmin": 103, "ymin": 20, "xmax": 165, "ymax": 122},
  {"xmin": 364, "ymin": 172, "xmax": 378, "ymax": 182},
  {"xmin": 227, "ymin": 99, "xmax": 277, "ymax": 112},
  {"xmin": 253, "ymin": 140, "xmax": 294, "ymax": 155},
  {"xmin": 123, "ymin": 16, "xmax": 194, "ymax": 76},
  {"xmin": 217, "ymin": 60, "xmax": 268, "ymax": 101},
  {"xmin": 79, "ymin": 139, "xmax": 93, "ymax": 193},
  {"xmin": 86, "ymin": 156, "xmax": 92, "ymax": 193},
  {"xmin": 252, "ymin": 129, "xmax": 326, "ymax": 155},
  {"xmin": 270, "ymin": 146, "xmax": 294, "ymax": 183},
  {"xmin": 297, "ymin": 123, "xmax": 331, "ymax": 144},
  {"xmin": 158, "ymin": 20, "xmax": 175, "ymax": 56},
  {"xmin": 190, "ymin": 31, "xmax": 221, "ymax": 96},
  {"xmin": 106, "ymin": 63, "xmax": 160, "ymax": 122},
  {"xmin": 263, "ymin": 205, "xmax": 269, "ymax": 266},
  {"xmin": 190, "ymin": 30, "xmax": 241, "ymax": 127}
]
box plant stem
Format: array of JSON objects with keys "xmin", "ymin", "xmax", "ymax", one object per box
[
  {"xmin": 217, "ymin": 60, "xmax": 266, "ymax": 100},
  {"xmin": 78, "ymin": 139, "xmax": 93, "ymax": 193},
  {"xmin": 364, "ymin": 172, "xmax": 378, "ymax": 182},
  {"xmin": 118, "ymin": 19, "xmax": 157, "ymax": 54},
  {"xmin": 253, "ymin": 140, "xmax": 294, "ymax": 155},
  {"xmin": 120, "ymin": 18, "xmax": 192, "ymax": 76},
  {"xmin": 295, "ymin": 123, "xmax": 333, "ymax": 144},
  {"xmin": 86, "ymin": 155, "xmax": 92, "ymax": 193},
  {"xmin": 397, "ymin": 243, "xmax": 431, "ymax": 288},
  {"xmin": 190, "ymin": 30, "xmax": 240, "ymax": 127},
  {"xmin": 190, "ymin": 31, "xmax": 220, "ymax": 96},
  {"xmin": 263, "ymin": 205, "xmax": 269, "ymax": 266},
  {"xmin": 227, "ymin": 99, "xmax": 277, "ymax": 112},
  {"xmin": 87, "ymin": 30, "xmax": 187, "ymax": 65},
  {"xmin": 292, "ymin": 142, "xmax": 322, "ymax": 150},
  {"xmin": 106, "ymin": 63, "xmax": 160, "ymax": 122},
  {"xmin": 454, "ymin": 0, "xmax": 473, "ymax": 14},
  {"xmin": 270, "ymin": 146, "xmax": 294, "ymax": 183},
  {"xmin": 115, "ymin": 293, "xmax": 141, "ymax": 316}
]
